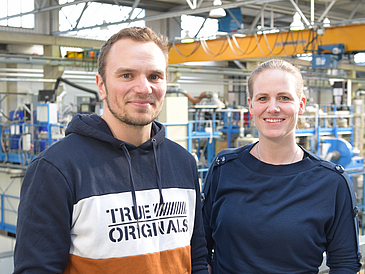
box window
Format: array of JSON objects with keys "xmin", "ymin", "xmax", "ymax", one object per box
[
  {"xmin": 59, "ymin": 1, "xmax": 145, "ymax": 40},
  {"xmin": 0, "ymin": 0, "xmax": 34, "ymax": 28},
  {"xmin": 181, "ymin": 15, "xmax": 218, "ymax": 40}
]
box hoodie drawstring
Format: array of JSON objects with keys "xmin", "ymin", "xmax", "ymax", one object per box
[
  {"xmin": 120, "ymin": 140, "xmax": 165, "ymax": 228},
  {"xmin": 152, "ymin": 139, "xmax": 165, "ymax": 212},
  {"xmin": 120, "ymin": 144, "xmax": 139, "ymax": 226}
]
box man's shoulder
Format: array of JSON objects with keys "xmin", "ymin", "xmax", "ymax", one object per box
[
  {"xmin": 33, "ymin": 133, "xmax": 91, "ymax": 163},
  {"xmin": 161, "ymin": 138, "xmax": 196, "ymax": 163},
  {"xmin": 163, "ymin": 138, "xmax": 191, "ymax": 153}
]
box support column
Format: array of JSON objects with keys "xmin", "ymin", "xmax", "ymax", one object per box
[{"xmin": 43, "ymin": 45, "xmax": 64, "ymax": 92}]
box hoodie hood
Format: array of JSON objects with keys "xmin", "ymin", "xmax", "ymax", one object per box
[
  {"xmin": 65, "ymin": 113, "xmax": 166, "ymax": 223},
  {"xmin": 65, "ymin": 113, "xmax": 165, "ymax": 149}
]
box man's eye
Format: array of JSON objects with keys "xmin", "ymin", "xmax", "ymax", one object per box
[
  {"xmin": 258, "ymin": 97, "xmax": 266, "ymax": 101},
  {"xmin": 122, "ymin": 74, "xmax": 131, "ymax": 79},
  {"xmin": 150, "ymin": 75, "xmax": 160, "ymax": 80}
]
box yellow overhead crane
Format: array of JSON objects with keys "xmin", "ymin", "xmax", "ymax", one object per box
[{"xmin": 168, "ymin": 23, "xmax": 365, "ymax": 64}]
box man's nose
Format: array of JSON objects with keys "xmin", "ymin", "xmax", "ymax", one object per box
[{"xmin": 132, "ymin": 76, "xmax": 152, "ymax": 94}]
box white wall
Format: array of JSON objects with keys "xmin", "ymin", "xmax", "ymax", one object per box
[{"xmin": 0, "ymin": 235, "xmax": 15, "ymax": 274}]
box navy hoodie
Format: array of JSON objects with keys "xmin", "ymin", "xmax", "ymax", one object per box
[{"xmin": 14, "ymin": 114, "xmax": 208, "ymax": 274}]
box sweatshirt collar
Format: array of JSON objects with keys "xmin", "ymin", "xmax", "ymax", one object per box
[{"xmin": 65, "ymin": 114, "xmax": 165, "ymax": 149}]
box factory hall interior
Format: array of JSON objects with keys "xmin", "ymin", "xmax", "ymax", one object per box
[{"xmin": 3, "ymin": 0, "xmax": 365, "ymax": 273}]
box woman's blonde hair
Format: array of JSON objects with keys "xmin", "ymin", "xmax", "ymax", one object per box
[{"xmin": 247, "ymin": 59, "xmax": 304, "ymax": 99}]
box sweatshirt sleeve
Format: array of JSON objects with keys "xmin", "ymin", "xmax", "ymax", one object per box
[
  {"xmin": 326, "ymin": 173, "xmax": 362, "ymax": 273},
  {"xmin": 201, "ymin": 164, "xmax": 216, "ymax": 267},
  {"xmin": 190, "ymin": 166, "xmax": 209, "ymax": 274},
  {"xmin": 14, "ymin": 158, "xmax": 73, "ymax": 273}
]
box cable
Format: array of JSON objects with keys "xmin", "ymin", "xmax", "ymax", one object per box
[
  {"xmin": 289, "ymin": 30, "xmax": 302, "ymax": 55},
  {"xmin": 262, "ymin": 32, "xmax": 276, "ymax": 55},
  {"xmin": 231, "ymin": 34, "xmax": 254, "ymax": 55},
  {"xmin": 0, "ymin": 110, "xmax": 12, "ymax": 121},
  {"xmin": 263, "ymin": 31, "xmax": 284, "ymax": 55},
  {"xmin": 254, "ymin": 33, "xmax": 269, "ymax": 56},
  {"xmin": 171, "ymin": 41, "xmax": 201, "ymax": 58},
  {"xmin": 54, "ymin": 77, "xmax": 100, "ymax": 101},
  {"xmin": 200, "ymin": 38, "xmax": 229, "ymax": 58},
  {"xmin": 277, "ymin": 31, "xmax": 289, "ymax": 56},
  {"xmin": 193, "ymin": 18, "xmax": 208, "ymax": 38},
  {"xmin": 172, "ymin": 29, "xmax": 321, "ymax": 61},
  {"xmin": 227, "ymin": 36, "xmax": 245, "ymax": 56},
  {"xmin": 0, "ymin": 126, "xmax": 8, "ymax": 163}
]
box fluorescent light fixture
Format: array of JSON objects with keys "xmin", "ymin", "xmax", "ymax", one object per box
[
  {"xmin": 290, "ymin": 12, "xmax": 304, "ymax": 31},
  {"xmin": 216, "ymin": 31, "xmax": 228, "ymax": 36},
  {"xmin": 232, "ymin": 33, "xmax": 246, "ymax": 38},
  {"xmin": 209, "ymin": 0, "xmax": 226, "ymax": 18},
  {"xmin": 323, "ymin": 17, "xmax": 331, "ymax": 28}
]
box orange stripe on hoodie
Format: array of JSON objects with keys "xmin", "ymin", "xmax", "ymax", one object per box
[{"xmin": 64, "ymin": 245, "xmax": 191, "ymax": 274}]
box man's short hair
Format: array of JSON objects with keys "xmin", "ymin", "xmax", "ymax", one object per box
[{"xmin": 98, "ymin": 26, "xmax": 169, "ymax": 82}]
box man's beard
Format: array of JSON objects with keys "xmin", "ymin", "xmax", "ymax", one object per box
[{"xmin": 105, "ymin": 86, "xmax": 161, "ymax": 127}]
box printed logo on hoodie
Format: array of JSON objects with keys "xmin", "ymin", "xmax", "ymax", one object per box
[{"xmin": 69, "ymin": 188, "xmax": 195, "ymax": 259}]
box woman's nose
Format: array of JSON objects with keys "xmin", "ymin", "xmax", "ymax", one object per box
[{"xmin": 266, "ymin": 100, "xmax": 280, "ymax": 113}]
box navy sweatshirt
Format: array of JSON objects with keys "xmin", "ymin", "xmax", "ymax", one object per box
[
  {"xmin": 202, "ymin": 143, "xmax": 361, "ymax": 273},
  {"xmin": 14, "ymin": 114, "xmax": 208, "ymax": 274}
]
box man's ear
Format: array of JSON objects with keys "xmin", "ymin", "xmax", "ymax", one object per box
[{"xmin": 96, "ymin": 74, "xmax": 106, "ymax": 100}]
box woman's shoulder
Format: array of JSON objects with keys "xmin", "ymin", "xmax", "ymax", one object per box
[
  {"xmin": 304, "ymin": 148, "xmax": 347, "ymax": 175},
  {"xmin": 213, "ymin": 143, "xmax": 254, "ymax": 165},
  {"xmin": 216, "ymin": 143, "xmax": 254, "ymax": 157}
]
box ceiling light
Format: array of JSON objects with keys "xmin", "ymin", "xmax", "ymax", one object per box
[
  {"xmin": 209, "ymin": 0, "xmax": 226, "ymax": 18},
  {"xmin": 323, "ymin": 17, "xmax": 331, "ymax": 28},
  {"xmin": 100, "ymin": 20, "xmax": 109, "ymax": 31},
  {"xmin": 181, "ymin": 30, "xmax": 194, "ymax": 43},
  {"xmin": 232, "ymin": 33, "xmax": 246, "ymax": 38},
  {"xmin": 290, "ymin": 12, "xmax": 304, "ymax": 31},
  {"xmin": 216, "ymin": 31, "xmax": 228, "ymax": 36}
]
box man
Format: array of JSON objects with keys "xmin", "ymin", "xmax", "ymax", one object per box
[{"xmin": 14, "ymin": 27, "xmax": 208, "ymax": 274}]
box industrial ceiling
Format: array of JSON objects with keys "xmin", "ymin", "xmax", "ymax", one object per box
[
  {"xmin": 2, "ymin": 0, "xmax": 365, "ymax": 67},
  {"xmin": 34, "ymin": 0, "xmax": 365, "ymax": 36}
]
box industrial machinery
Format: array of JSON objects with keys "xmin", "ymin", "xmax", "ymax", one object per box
[
  {"xmin": 311, "ymin": 43, "xmax": 346, "ymax": 69},
  {"xmin": 323, "ymin": 137, "xmax": 363, "ymax": 172},
  {"xmin": 0, "ymin": 77, "xmax": 101, "ymax": 166},
  {"xmin": 0, "ymin": 102, "xmax": 66, "ymax": 165}
]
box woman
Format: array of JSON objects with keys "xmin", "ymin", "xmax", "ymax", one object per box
[{"xmin": 202, "ymin": 59, "xmax": 361, "ymax": 273}]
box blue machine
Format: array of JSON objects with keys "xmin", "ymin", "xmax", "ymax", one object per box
[
  {"xmin": 0, "ymin": 104, "xmax": 66, "ymax": 165},
  {"xmin": 218, "ymin": 8, "xmax": 243, "ymax": 33},
  {"xmin": 323, "ymin": 137, "xmax": 364, "ymax": 172},
  {"xmin": 312, "ymin": 44, "xmax": 345, "ymax": 69},
  {"xmin": 8, "ymin": 110, "xmax": 26, "ymax": 150},
  {"xmin": 0, "ymin": 108, "xmax": 34, "ymax": 165}
]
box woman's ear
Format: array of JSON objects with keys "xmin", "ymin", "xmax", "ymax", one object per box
[
  {"xmin": 248, "ymin": 97, "xmax": 253, "ymax": 115},
  {"xmin": 298, "ymin": 96, "xmax": 306, "ymax": 115}
]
